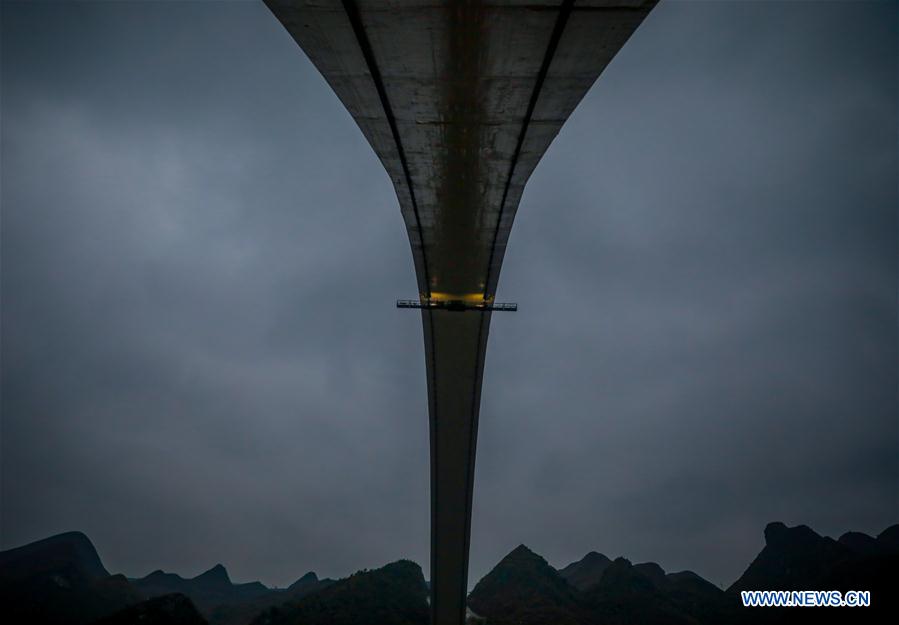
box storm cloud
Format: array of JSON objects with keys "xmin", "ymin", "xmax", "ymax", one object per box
[{"xmin": 2, "ymin": 0, "xmax": 896, "ymax": 589}]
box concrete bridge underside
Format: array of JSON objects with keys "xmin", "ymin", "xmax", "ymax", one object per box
[{"xmin": 264, "ymin": 2, "xmax": 656, "ymax": 623}]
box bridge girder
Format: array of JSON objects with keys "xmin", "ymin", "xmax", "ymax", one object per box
[{"xmin": 264, "ymin": 2, "xmax": 657, "ymax": 623}]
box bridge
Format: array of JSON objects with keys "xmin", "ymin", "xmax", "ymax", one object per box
[{"xmin": 264, "ymin": 2, "xmax": 657, "ymax": 623}]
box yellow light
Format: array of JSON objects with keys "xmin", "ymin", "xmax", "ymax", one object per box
[{"xmin": 424, "ymin": 292, "xmax": 493, "ymax": 304}]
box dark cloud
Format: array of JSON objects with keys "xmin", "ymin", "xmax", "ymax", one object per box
[{"xmin": 2, "ymin": 0, "xmax": 896, "ymax": 589}]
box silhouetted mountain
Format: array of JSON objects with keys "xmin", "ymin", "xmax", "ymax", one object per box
[
  {"xmin": 581, "ymin": 557, "xmax": 696, "ymax": 625},
  {"xmin": 876, "ymin": 524, "xmax": 899, "ymax": 553},
  {"xmin": 132, "ymin": 563, "xmax": 271, "ymax": 612},
  {"xmin": 617, "ymin": 561, "xmax": 736, "ymax": 622},
  {"xmin": 469, "ymin": 544, "xmax": 730, "ymax": 625},
  {"xmin": 0, "ymin": 532, "xmax": 140, "ymax": 625},
  {"xmin": 195, "ymin": 564, "xmax": 232, "ymax": 589},
  {"xmin": 727, "ymin": 522, "xmax": 899, "ymax": 625},
  {"xmin": 728, "ymin": 522, "xmax": 853, "ymax": 593},
  {"xmin": 207, "ymin": 572, "xmax": 333, "ymax": 625},
  {"xmin": 286, "ymin": 571, "xmax": 320, "ymax": 593},
  {"xmin": 558, "ymin": 551, "xmax": 611, "ymax": 590},
  {"xmin": 663, "ymin": 570, "xmax": 735, "ymax": 623},
  {"xmin": 468, "ymin": 544, "xmax": 587, "ymax": 625},
  {"xmin": 632, "ymin": 561, "xmax": 667, "ymax": 588},
  {"xmin": 250, "ymin": 560, "xmax": 427, "ymax": 625},
  {"xmin": 91, "ymin": 593, "xmax": 207, "ymax": 625},
  {"xmin": 6, "ymin": 523, "xmax": 897, "ymax": 625},
  {"xmin": 839, "ymin": 531, "xmax": 881, "ymax": 556},
  {"xmin": 0, "ymin": 531, "xmax": 109, "ymax": 582}
]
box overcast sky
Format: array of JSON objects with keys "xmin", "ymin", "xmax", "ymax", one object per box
[{"xmin": 1, "ymin": 0, "xmax": 896, "ymax": 589}]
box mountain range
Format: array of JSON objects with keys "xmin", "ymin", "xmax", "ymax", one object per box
[
  {"xmin": 1, "ymin": 522, "xmax": 896, "ymax": 624},
  {"xmin": 130, "ymin": 562, "xmax": 332, "ymax": 625},
  {"xmin": 466, "ymin": 521, "xmax": 898, "ymax": 625}
]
